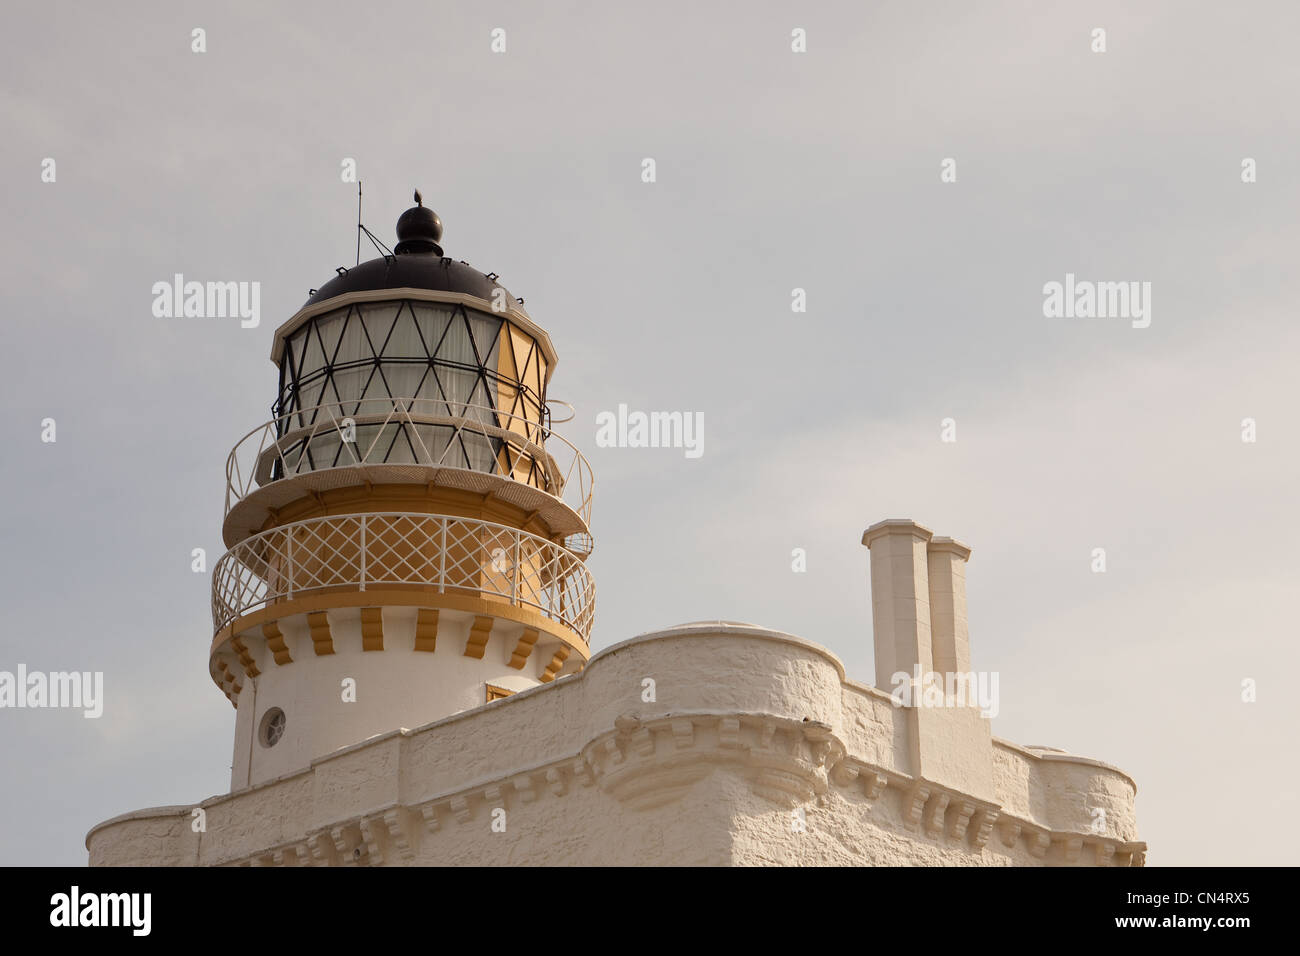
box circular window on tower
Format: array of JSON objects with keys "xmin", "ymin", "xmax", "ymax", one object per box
[{"xmin": 258, "ymin": 707, "xmax": 286, "ymax": 748}]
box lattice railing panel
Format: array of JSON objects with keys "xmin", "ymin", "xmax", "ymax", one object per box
[{"xmin": 212, "ymin": 512, "xmax": 595, "ymax": 643}]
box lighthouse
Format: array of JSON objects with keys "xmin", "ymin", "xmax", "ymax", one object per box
[
  {"xmin": 87, "ymin": 196, "xmax": 1143, "ymax": 869},
  {"xmin": 211, "ymin": 193, "xmax": 595, "ymax": 790}
]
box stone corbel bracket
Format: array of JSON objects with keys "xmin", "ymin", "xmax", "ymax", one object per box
[{"xmin": 588, "ymin": 712, "xmax": 835, "ymax": 810}]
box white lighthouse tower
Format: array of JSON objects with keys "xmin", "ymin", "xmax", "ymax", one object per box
[{"xmin": 211, "ymin": 193, "xmax": 595, "ymax": 789}]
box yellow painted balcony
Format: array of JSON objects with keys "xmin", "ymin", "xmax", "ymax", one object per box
[{"xmin": 211, "ymin": 512, "xmax": 595, "ymax": 646}]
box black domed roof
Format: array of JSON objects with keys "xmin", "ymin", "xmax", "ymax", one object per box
[
  {"xmin": 305, "ymin": 255, "xmax": 516, "ymax": 308},
  {"xmin": 304, "ymin": 192, "xmax": 520, "ymax": 310}
]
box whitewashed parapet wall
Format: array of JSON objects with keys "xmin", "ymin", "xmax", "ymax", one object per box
[{"xmin": 87, "ymin": 623, "xmax": 1144, "ymax": 867}]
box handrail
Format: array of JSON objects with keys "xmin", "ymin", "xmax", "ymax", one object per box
[
  {"xmin": 224, "ymin": 397, "xmax": 593, "ymax": 526},
  {"xmin": 211, "ymin": 512, "xmax": 595, "ymax": 642}
]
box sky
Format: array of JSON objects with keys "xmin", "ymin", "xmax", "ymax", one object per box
[{"xmin": 1, "ymin": 0, "xmax": 1297, "ymax": 866}]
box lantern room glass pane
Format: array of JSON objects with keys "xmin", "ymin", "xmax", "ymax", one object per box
[
  {"xmin": 382, "ymin": 361, "xmax": 424, "ymax": 401},
  {"xmin": 334, "ymin": 308, "xmax": 369, "ymax": 371},
  {"xmin": 436, "ymin": 311, "xmax": 474, "ymax": 367},
  {"xmin": 357, "ymin": 303, "xmax": 401, "ymax": 354},
  {"xmin": 411, "ymin": 302, "xmax": 454, "ymax": 354},
  {"xmin": 467, "ymin": 312, "xmax": 503, "ymax": 365}
]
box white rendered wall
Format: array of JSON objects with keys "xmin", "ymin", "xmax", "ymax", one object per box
[
  {"xmin": 91, "ymin": 625, "xmax": 1144, "ymax": 867},
  {"xmin": 229, "ymin": 606, "xmax": 559, "ymax": 790}
]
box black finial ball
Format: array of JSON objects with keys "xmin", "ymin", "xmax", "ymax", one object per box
[{"xmin": 394, "ymin": 190, "xmax": 443, "ymax": 255}]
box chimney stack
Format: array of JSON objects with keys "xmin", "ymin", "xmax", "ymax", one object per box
[
  {"xmin": 927, "ymin": 536, "xmax": 972, "ymax": 678},
  {"xmin": 863, "ymin": 519, "xmax": 994, "ymax": 803},
  {"xmin": 861, "ymin": 519, "xmax": 934, "ymax": 689}
]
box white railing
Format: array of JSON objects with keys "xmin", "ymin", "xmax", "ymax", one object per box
[
  {"xmin": 211, "ymin": 512, "xmax": 595, "ymax": 642},
  {"xmin": 225, "ymin": 397, "xmax": 593, "ymax": 526}
]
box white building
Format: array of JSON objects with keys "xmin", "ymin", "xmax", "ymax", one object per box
[{"xmin": 87, "ymin": 197, "xmax": 1145, "ymax": 866}]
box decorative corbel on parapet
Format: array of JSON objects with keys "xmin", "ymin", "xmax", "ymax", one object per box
[
  {"xmin": 862, "ymin": 772, "xmax": 890, "ymax": 801},
  {"xmin": 414, "ymin": 608, "xmax": 438, "ymax": 652},
  {"xmin": 464, "ymin": 615, "xmax": 493, "ymax": 659},
  {"xmin": 801, "ymin": 719, "xmax": 837, "ymax": 769},
  {"xmin": 599, "ymin": 714, "xmax": 742, "ymax": 810},
  {"xmin": 1000, "ymin": 820, "xmax": 1022, "ymax": 848},
  {"xmin": 483, "ymin": 785, "xmax": 504, "ymax": 813},
  {"xmin": 614, "ymin": 715, "xmax": 654, "ymax": 758},
  {"xmin": 631, "ymin": 727, "xmax": 655, "ymax": 757},
  {"xmin": 670, "ymin": 718, "xmax": 694, "ymax": 749},
  {"xmin": 798, "ymin": 723, "xmax": 840, "ymax": 801},
  {"xmin": 1096, "ymin": 841, "xmax": 1116, "ymax": 867},
  {"xmin": 546, "ymin": 767, "xmax": 568, "ymax": 796},
  {"xmin": 971, "ymin": 808, "xmax": 1000, "ymax": 849},
  {"xmin": 718, "ymin": 716, "xmax": 742, "ymax": 749},
  {"xmin": 307, "ymin": 832, "xmax": 337, "ymax": 866},
  {"xmin": 307, "ymin": 612, "xmax": 334, "ymax": 656},
  {"xmin": 360, "ymin": 607, "xmax": 383, "ymax": 651},
  {"xmin": 903, "ymin": 783, "xmax": 932, "ymax": 830},
  {"xmin": 384, "ymin": 809, "xmax": 416, "ymax": 861},
  {"xmin": 599, "ymin": 736, "xmax": 625, "ymax": 767},
  {"xmin": 948, "ymin": 800, "xmax": 977, "ymax": 840},
  {"xmin": 359, "ymin": 817, "xmax": 385, "ymax": 866},
  {"xmin": 1063, "ymin": 835, "xmax": 1084, "ymax": 864},
  {"xmin": 329, "ymin": 825, "xmax": 348, "ymax": 863},
  {"xmin": 330, "ymin": 824, "xmax": 364, "ymax": 865},
  {"xmin": 924, "ymin": 792, "xmax": 951, "ymax": 836},
  {"xmin": 614, "ymin": 713, "xmax": 638, "ymax": 734},
  {"xmin": 749, "ymin": 747, "xmax": 823, "ymax": 807},
  {"xmin": 230, "ymin": 636, "xmax": 260, "ymax": 678},
  {"xmin": 508, "ymin": 627, "xmax": 539, "ymax": 669},
  {"xmin": 280, "ymin": 846, "xmax": 304, "ymax": 866},
  {"xmin": 539, "ymin": 646, "xmax": 570, "ymax": 681},
  {"xmin": 262, "ymin": 620, "xmax": 293, "ymax": 664},
  {"xmin": 276, "ymin": 844, "xmax": 305, "ymax": 867},
  {"xmin": 513, "ymin": 776, "xmax": 537, "ymax": 803},
  {"xmin": 831, "ymin": 758, "xmax": 860, "ymax": 788},
  {"xmin": 573, "ymin": 757, "xmax": 595, "ymax": 787},
  {"xmin": 450, "ymin": 795, "xmax": 472, "ymax": 824},
  {"xmin": 1029, "ymin": 831, "xmax": 1051, "ymax": 858},
  {"xmin": 419, "ymin": 804, "xmax": 440, "ymax": 834}
]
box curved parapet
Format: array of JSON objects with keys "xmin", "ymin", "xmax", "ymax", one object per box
[
  {"xmin": 993, "ymin": 741, "xmax": 1140, "ymax": 848},
  {"xmin": 91, "ymin": 624, "xmax": 1143, "ymax": 867}
]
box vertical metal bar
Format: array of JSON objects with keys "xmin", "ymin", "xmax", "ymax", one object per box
[
  {"xmin": 438, "ymin": 517, "xmax": 447, "ymax": 593},
  {"xmin": 359, "ymin": 516, "xmax": 367, "ymax": 592},
  {"xmin": 286, "ymin": 530, "xmax": 294, "ymax": 600},
  {"xmin": 557, "ymin": 561, "xmax": 567, "ymax": 622},
  {"xmin": 511, "ymin": 533, "xmax": 520, "ymax": 604}
]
